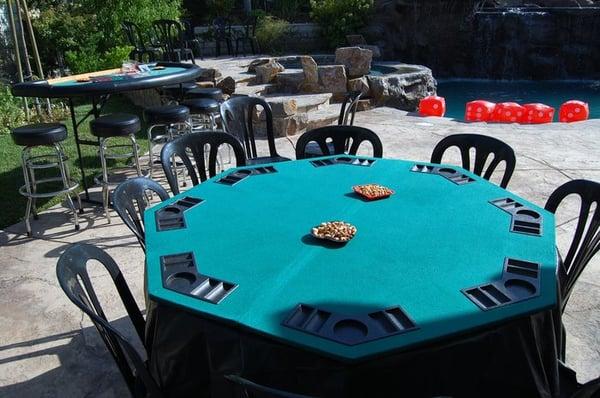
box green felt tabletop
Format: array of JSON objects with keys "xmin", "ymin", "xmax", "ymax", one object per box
[
  {"xmin": 144, "ymin": 156, "xmax": 557, "ymax": 361},
  {"xmin": 51, "ymin": 67, "xmax": 187, "ymax": 87}
]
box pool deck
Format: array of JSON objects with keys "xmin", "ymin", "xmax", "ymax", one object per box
[{"xmin": 1, "ymin": 93, "xmax": 599, "ymax": 394}]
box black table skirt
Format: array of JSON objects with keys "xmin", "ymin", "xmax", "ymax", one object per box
[{"xmin": 145, "ymin": 300, "xmax": 564, "ymax": 398}]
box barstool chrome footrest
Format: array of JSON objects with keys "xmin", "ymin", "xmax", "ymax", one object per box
[{"xmin": 18, "ymin": 177, "xmax": 79, "ymax": 198}]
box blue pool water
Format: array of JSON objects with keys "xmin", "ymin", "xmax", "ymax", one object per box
[{"xmin": 437, "ymin": 80, "xmax": 600, "ymax": 120}]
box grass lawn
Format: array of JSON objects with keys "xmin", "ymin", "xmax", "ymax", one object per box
[{"xmin": 0, "ymin": 95, "xmax": 149, "ymax": 229}]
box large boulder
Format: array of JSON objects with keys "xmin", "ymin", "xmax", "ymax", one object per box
[
  {"xmin": 216, "ymin": 76, "xmax": 236, "ymax": 95},
  {"xmin": 255, "ymin": 60, "xmax": 285, "ymax": 84},
  {"xmin": 347, "ymin": 77, "xmax": 371, "ymax": 97},
  {"xmin": 335, "ymin": 47, "xmax": 373, "ymax": 78},
  {"xmin": 301, "ymin": 56, "xmax": 319, "ymax": 84},
  {"xmin": 367, "ymin": 64, "xmax": 436, "ymax": 111},
  {"xmin": 247, "ymin": 58, "xmax": 270, "ymax": 73},
  {"xmin": 318, "ymin": 65, "xmax": 347, "ymax": 94}
]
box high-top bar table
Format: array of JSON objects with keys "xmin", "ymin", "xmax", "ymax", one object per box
[
  {"xmin": 144, "ymin": 155, "xmax": 561, "ymax": 397},
  {"xmin": 11, "ymin": 62, "xmax": 202, "ymax": 203}
]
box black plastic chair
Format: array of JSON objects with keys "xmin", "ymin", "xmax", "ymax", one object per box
[
  {"xmin": 181, "ymin": 19, "xmax": 203, "ymax": 59},
  {"xmin": 338, "ymin": 91, "xmax": 363, "ymax": 126},
  {"xmin": 160, "ymin": 131, "xmax": 246, "ymax": 195},
  {"xmin": 113, "ymin": 177, "xmax": 170, "ymax": 252},
  {"xmin": 152, "ymin": 19, "xmax": 195, "ymax": 64},
  {"xmin": 56, "ymin": 244, "xmax": 162, "ymax": 398},
  {"xmin": 430, "ymin": 134, "xmax": 516, "ymax": 188},
  {"xmin": 295, "ymin": 126, "xmax": 383, "ymax": 160},
  {"xmin": 220, "ymin": 96, "xmax": 291, "ymax": 165},
  {"xmin": 235, "ymin": 17, "xmax": 258, "ymax": 56},
  {"xmin": 302, "ymin": 91, "xmax": 364, "ymax": 158},
  {"xmin": 545, "ymin": 179, "xmax": 600, "ymax": 310},
  {"xmin": 224, "ymin": 375, "xmax": 315, "ymax": 398},
  {"xmin": 212, "ymin": 17, "xmax": 233, "ymax": 57},
  {"xmin": 121, "ymin": 21, "xmax": 161, "ymax": 62}
]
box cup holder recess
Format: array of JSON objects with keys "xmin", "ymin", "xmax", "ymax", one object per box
[
  {"xmin": 462, "ymin": 257, "xmax": 541, "ymax": 311},
  {"xmin": 490, "ymin": 198, "xmax": 543, "ymax": 236},
  {"xmin": 155, "ymin": 197, "xmax": 203, "ymax": 232},
  {"xmin": 217, "ymin": 165, "xmax": 278, "ymax": 185},
  {"xmin": 310, "ymin": 156, "xmax": 376, "ymax": 168},
  {"xmin": 282, "ymin": 304, "xmax": 417, "ymax": 345},
  {"xmin": 410, "ymin": 164, "xmax": 474, "ymax": 185},
  {"xmin": 160, "ymin": 252, "xmax": 238, "ymax": 304}
]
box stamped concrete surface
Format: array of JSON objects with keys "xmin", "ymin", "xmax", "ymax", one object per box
[{"xmin": 1, "ymin": 107, "xmax": 599, "ymax": 397}]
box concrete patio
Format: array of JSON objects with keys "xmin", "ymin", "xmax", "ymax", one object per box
[{"xmin": 1, "ymin": 107, "xmax": 599, "ymax": 396}]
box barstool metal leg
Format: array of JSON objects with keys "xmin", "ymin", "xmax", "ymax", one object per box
[
  {"xmin": 55, "ymin": 143, "xmax": 79, "ymax": 231},
  {"xmin": 20, "ymin": 148, "xmax": 33, "ymax": 237},
  {"xmin": 98, "ymin": 138, "xmax": 111, "ymax": 224},
  {"xmin": 28, "ymin": 161, "xmax": 39, "ymax": 220},
  {"xmin": 130, "ymin": 134, "xmax": 142, "ymax": 178}
]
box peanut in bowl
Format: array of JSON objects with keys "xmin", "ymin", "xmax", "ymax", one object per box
[
  {"xmin": 352, "ymin": 184, "xmax": 395, "ymax": 201},
  {"xmin": 311, "ymin": 221, "xmax": 357, "ymax": 243}
]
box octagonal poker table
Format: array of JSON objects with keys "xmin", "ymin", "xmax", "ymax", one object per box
[
  {"xmin": 145, "ymin": 155, "xmax": 561, "ymax": 397},
  {"xmin": 11, "ymin": 62, "xmax": 202, "ymax": 203}
]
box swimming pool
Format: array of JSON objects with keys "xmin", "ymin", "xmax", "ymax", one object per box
[{"xmin": 437, "ymin": 79, "xmax": 600, "ymax": 120}]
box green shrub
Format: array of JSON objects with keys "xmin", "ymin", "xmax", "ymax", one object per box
[
  {"xmin": 65, "ymin": 45, "xmax": 133, "ymax": 74},
  {"xmin": 310, "ymin": 0, "xmax": 373, "ymax": 48},
  {"xmin": 0, "ymin": 85, "xmax": 26, "ymax": 135},
  {"xmin": 32, "ymin": 0, "xmax": 181, "ymax": 73},
  {"xmin": 256, "ymin": 16, "xmax": 291, "ymax": 54},
  {"xmin": 89, "ymin": 0, "xmax": 182, "ymax": 50}
]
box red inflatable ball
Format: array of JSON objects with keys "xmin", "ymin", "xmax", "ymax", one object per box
[
  {"xmin": 521, "ymin": 103, "xmax": 555, "ymax": 124},
  {"xmin": 491, "ymin": 102, "xmax": 526, "ymax": 123},
  {"xmin": 419, "ymin": 96, "xmax": 446, "ymax": 117},
  {"xmin": 559, "ymin": 100, "xmax": 589, "ymax": 123},
  {"xmin": 465, "ymin": 100, "xmax": 496, "ymax": 122}
]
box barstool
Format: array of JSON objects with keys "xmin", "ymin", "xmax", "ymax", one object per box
[
  {"xmin": 11, "ymin": 123, "xmax": 81, "ymax": 236},
  {"xmin": 90, "ymin": 114, "xmax": 143, "ymax": 223},
  {"xmin": 180, "ymin": 98, "xmax": 220, "ymax": 131},
  {"xmin": 143, "ymin": 104, "xmax": 191, "ymax": 179},
  {"xmin": 185, "ymin": 87, "xmax": 223, "ymax": 101},
  {"xmin": 159, "ymin": 81, "xmax": 198, "ymax": 103}
]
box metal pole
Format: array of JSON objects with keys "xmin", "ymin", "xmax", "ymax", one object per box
[
  {"xmin": 20, "ymin": 0, "xmax": 52, "ymax": 117},
  {"xmin": 6, "ymin": 0, "xmax": 29, "ymax": 119}
]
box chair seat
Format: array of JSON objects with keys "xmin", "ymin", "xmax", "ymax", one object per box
[
  {"xmin": 11, "ymin": 123, "xmax": 68, "ymax": 146},
  {"xmin": 181, "ymin": 98, "xmax": 220, "ymax": 114},
  {"xmin": 90, "ymin": 114, "xmax": 141, "ymax": 138},
  {"xmin": 159, "ymin": 82, "xmax": 198, "ymax": 98},
  {"xmin": 185, "ymin": 87, "xmax": 223, "ymax": 101},
  {"xmin": 247, "ymin": 155, "xmax": 291, "ymax": 166},
  {"xmin": 144, "ymin": 105, "xmax": 190, "ymax": 125}
]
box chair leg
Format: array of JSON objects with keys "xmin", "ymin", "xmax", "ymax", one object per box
[
  {"xmin": 55, "ymin": 143, "xmax": 79, "ymax": 231},
  {"xmin": 98, "ymin": 138, "xmax": 111, "ymax": 224},
  {"xmin": 147, "ymin": 124, "xmax": 158, "ymax": 179}
]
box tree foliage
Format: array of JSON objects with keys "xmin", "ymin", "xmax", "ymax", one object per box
[{"xmin": 310, "ymin": 0, "xmax": 373, "ymax": 48}]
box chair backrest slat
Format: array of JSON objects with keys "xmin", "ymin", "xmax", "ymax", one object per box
[
  {"xmin": 545, "ymin": 179, "xmax": 600, "ymax": 308},
  {"xmin": 160, "ymin": 130, "xmax": 246, "ymax": 194},
  {"xmin": 114, "ymin": 177, "xmax": 170, "ymax": 252},
  {"xmin": 430, "ymin": 133, "xmax": 516, "ymax": 188},
  {"xmin": 295, "ymin": 126, "xmax": 383, "ymax": 160},
  {"xmin": 224, "ymin": 374, "xmax": 315, "ymax": 398},
  {"xmin": 338, "ymin": 91, "xmax": 363, "ymax": 126}
]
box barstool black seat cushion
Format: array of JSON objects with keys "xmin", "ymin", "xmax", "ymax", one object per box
[
  {"xmin": 159, "ymin": 82, "xmax": 198, "ymax": 97},
  {"xmin": 185, "ymin": 87, "xmax": 223, "ymax": 101},
  {"xmin": 11, "ymin": 123, "xmax": 67, "ymax": 146},
  {"xmin": 181, "ymin": 98, "xmax": 220, "ymax": 114},
  {"xmin": 90, "ymin": 113, "xmax": 141, "ymax": 138},
  {"xmin": 144, "ymin": 105, "xmax": 190, "ymax": 125}
]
